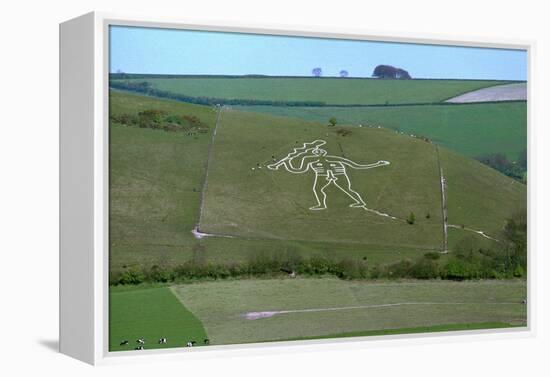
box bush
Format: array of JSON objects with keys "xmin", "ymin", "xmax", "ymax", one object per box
[
  {"xmin": 424, "ymin": 252, "xmax": 441, "ymax": 260},
  {"xmin": 411, "ymin": 259, "xmax": 440, "ymax": 279},
  {"xmin": 335, "ymin": 128, "xmax": 352, "ymax": 137},
  {"xmin": 118, "ymin": 269, "xmax": 145, "ymax": 285},
  {"xmin": 328, "ymin": 117, "xmax": 337, "ymax": 127},
  {"xmin": 406, "ymin": 212, "xmax": 416, "ymax": 225}
]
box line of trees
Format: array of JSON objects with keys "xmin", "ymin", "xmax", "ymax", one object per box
[
  {"xmin": 476, "ymin": 150, "xmax": 527, "ymax": 183},
  {"xmin": 110, "ymin": 108, "xmax": 209, "ymax": 134},
  {"xmin": 109, "ymin": 80, "xmax": 326, "ymax": 107}
]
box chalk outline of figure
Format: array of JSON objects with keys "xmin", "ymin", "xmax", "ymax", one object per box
[{"xmin": 267, "ymin": 140, "xmax": 390, "ymax": 210}]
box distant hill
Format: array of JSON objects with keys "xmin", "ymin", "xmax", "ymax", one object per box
[{"xmin": 111, "ymin": 76, "xmax": 512, "ymax": 106}]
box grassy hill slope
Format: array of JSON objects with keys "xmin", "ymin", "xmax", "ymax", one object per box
[
  {"xmin": 116, "ymin": 77, "xmax": 510, "ymax": 105},
  {"xmin": 201, "ymin": 109, "xmax": 443, "ymax": 249},
  {"xmin": 201, "ymin": 108, "xmax": 525, "ymax": 248},
  {"xmin": 109, "ymin": 91, "xmax": 526, "ymax": 278}
]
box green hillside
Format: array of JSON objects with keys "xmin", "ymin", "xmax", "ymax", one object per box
[
  {"xmin": 115, "ymin": 77, "xmax": 510, "ymax": 105},
  {"xmin": 235, "ymin": 102, "xmax": 527, "ymax": 160},
  {"xmin": 201, "ymin": 109, "xmax": 444, "ymax": 249},
  {"xmin": 201, "ymin": 107, "xmax": 525, "ymax": 246},
  {"xmin": 109, "ymin": 91, "xmax": 525, "ymax": 278}
]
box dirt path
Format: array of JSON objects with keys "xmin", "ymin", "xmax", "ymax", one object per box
[
  {"xmin": 445, "ymin": 83, "xmax": 526, "ymax": 103},
  {"xmin": 435, "ymin": 146, "xmax": 448, "ymax": 252},
  {"xmin": 447, "ymin": 224, "xmax": 499, "ymax": 242},
  {"xmin": 196, "ymin": 105, "xmax": 223, "ymax": 232}
]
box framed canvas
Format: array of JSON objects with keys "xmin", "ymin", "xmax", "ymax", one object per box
[{"xmin": 60, "ymin": 12, "xmax": 533, "ymax": 365}]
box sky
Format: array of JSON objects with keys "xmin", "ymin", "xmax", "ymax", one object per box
[{"xmin": 109, "ymin": 26, "xmax": 527, "ymax": 80}]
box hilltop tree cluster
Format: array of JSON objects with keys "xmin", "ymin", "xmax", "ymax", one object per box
[{"xmin": 372, "ymin": 65, "xmax": 412, "ymax": 79}]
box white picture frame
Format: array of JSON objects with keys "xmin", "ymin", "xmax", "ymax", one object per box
[{"xmin": 60, "ymin": 11, "xmax": 534, "ymax": 365}]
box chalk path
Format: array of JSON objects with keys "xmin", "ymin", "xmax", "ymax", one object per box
[
  {"xmin": 243, "ymin": 301, "xmax": 520, "ymax": 320},
  {"xmin": 447, "ymin": 224, "xmax": 499, "ymax": 242}
]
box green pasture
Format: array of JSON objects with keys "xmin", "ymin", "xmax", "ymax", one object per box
[
  {"xmin": 235, "ymin": 102, "xmax": 527, "ymax": 160},
  {"xmin": 172, "ymin": 278, "xmax": 527, "ymax": 345},
  {"xmin": 109, "ymin": 285, "xmax": 207, "ymax": 351},
  {"xmin": 117, "ymin": 77, "xmax": 510, "ymax": 105}
]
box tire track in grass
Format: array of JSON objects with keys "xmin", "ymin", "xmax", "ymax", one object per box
[{"xmin": 243, "ymin": 301, "xmax": 522, "ymax": 320}]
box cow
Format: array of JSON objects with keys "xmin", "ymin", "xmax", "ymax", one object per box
[
  {"xmin": 120, "ymin": 340, "xmax": 129, "ymax": 346},
  {"xmin": 158, "ymin": 338, "xmax": 167, "ymax": 344}
]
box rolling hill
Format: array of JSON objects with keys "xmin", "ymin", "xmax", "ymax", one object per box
[{"xmin": 109, "ymin": 91, "xmax": 526, "ymax": 277}]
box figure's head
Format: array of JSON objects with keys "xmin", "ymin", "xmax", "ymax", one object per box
[{"xmin": 312, "ymin": 148, "xmax": 327, "ymax": 156}]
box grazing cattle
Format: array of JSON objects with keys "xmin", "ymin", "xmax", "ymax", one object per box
[
  {"xmin": 135, "ymin": 346, "xmax": 144, "ymax": 350},
  {"xmin": 522, "ymin": 299, "xmax": 527, "ymax": 304},
  {"xmin": 120, "ymin": 340, "xmax": 129, "ymax": 346},
  {"xmin": 158, "ymin": 338, "xmax": 167, "ymax": 344},
  {"xmin": 136, "ymin": 337, "xmax": 145, "ymax": 345},
  {"xmin": 191, "ymin": 340, "xmax": 197, "ymax": 346},
  {"xmin": 204, "ymin": 338, "xmax": 210, "ymax": 345},
  {"xmin": 186, "ymin": 341, "xmax": 193, "ymax": 347}
]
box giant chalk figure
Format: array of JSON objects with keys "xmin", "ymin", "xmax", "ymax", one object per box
[{"xmin": 268, "ymin": 140, "xmax": 389, "ymax": 210}]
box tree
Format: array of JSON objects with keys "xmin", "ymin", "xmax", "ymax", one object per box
[
  {"xmin": 396, "ymin": 68, "xmax": 412, "ymax": 79},
  {"xmin": 339, "ymin": 70, "xmax": 349, "ymax": 78},
  {"xmin": 312, "ymin": 67, "xmax": 323, "ymax": 77},
  {"xmin": 518, "ymin": 148, "xmax": 527, "ymax": 170},
  {"xmin": 328, "ymin": 117, "xmax": 337, "ymax": 127},
  {"xmin": 372, "ymin": 65, "xmax": 411, "ymax": 79},
  {"xmin": 476, "ymin": 153, "xmax": 524, "ymax": 181}
]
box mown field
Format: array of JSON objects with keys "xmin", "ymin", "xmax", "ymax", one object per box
[
  {"xmin": 115, "ymin": 77, "xmax": 510, "ymax": 105},
  {"xmin": 235, "ymin": 102, "xmax": 527, "ymax": 160},
  {"xmin": 109, "ymin": 285, "xmax": 207, "ymax": 351},
  {"xmin": 173, "ymin": 278, "xmax": 526, "ymax": 345}
]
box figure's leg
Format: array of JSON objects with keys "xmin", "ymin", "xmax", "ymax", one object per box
[
  {"xmin": 310, "ymin": 175, "xmax": 330, "ymax": 210},
  {"xmin": 334, "ymin": 174, "xmax": 366, "ymax": 207}
]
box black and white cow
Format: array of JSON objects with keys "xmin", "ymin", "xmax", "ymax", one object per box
[{"xmin": 158, "ymin": 338, "xmax": 167, "ymax": 344}]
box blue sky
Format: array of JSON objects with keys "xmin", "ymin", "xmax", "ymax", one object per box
[{"xmin": 110, "ymin": 26, "xmax": 527, "ymax": 80}]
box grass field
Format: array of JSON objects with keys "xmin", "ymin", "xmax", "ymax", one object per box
[
  {"xmin": 172, "ymin": 278, "xmax": 526, "ymax": 345},
  {"xmin": 109, "ymin": 285, "xmax": 207, "ymax": 351},
  {"xmin": 235, "ymin": 102, "xmax": 527, "ymax": 160},
  {"xmin": 109, "ymin": 91, "xmax": 525, "ymax": 277},
  {"xmin": 116, "ymin": 77, "xmax": 511, "ymax": 105}
]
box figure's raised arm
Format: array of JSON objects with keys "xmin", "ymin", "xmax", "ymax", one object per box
[
  {"xmin": 328, "ymin": 155, "xmax": 390, "ymax": 169},
  {"xmin": 268, "ymin": 155, "xmax": 315, "ymax": 173}
]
